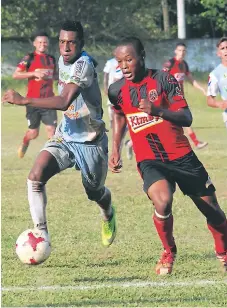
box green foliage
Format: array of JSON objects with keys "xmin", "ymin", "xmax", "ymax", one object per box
[
  {"xmin": 1, "ymin": 77, "xmax": 27, "ymax": 93},
  {"xmin": 2, "ymin": 0, "xmax": 226, "ymax": 43},
  {"xmin": 200, "ymin": 0, "xmax": 227, "ymax": 34},
  {"xmin": 1, "ymin": 0, "xmax": 175, "ymax": 41}
]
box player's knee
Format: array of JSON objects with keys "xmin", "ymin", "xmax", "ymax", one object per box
[
  {"xmin": 85, "ymin": 186, "xmax": 105, "ymax": 202},
  {"xmin": 149, "ymin": 191, "xmax": 173, "ymax": 214},
  {"xmin": 28, "ymin": 130, "xmax": 39, "ymax": 140},
  {"xmin": 28, "ymin": 166, "xmax": 44, "ymax": 182}
]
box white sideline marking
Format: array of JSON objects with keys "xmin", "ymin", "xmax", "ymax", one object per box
[{"xmin": 2, "ymin": 279, "xmax": 227, "ymax": 292}]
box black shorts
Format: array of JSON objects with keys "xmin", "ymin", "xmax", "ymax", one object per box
[
  {"xmin": 138, "ymin": 151, "xmax": 215, "ymax": 197},
  {"xmin": 26, "ymin": 106, "xmax": 57, "ymax": 129}
]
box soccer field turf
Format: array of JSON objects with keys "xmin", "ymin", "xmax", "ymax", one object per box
[{"xmin": 1, "ymin": 83, "xmax": 227, "ymax": 307}]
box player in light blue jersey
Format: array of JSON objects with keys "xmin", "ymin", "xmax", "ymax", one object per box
[
  {"xmin": 3, "ymin": 21, "xmax": 116, "ymax": 247},
  {"xmin": 207, "ymin": 37, "xmax": 227, "ymax": 130}
]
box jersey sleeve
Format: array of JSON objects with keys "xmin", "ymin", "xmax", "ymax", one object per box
[
  {"xmin": 69, "ymin": 58, "xmax": 94, "ymax": 88},
  {"xmin": 207, "ymin": 72, "xmax": 219, "ymax": 97},
  {"xmin": 103, "ymin": 60, "xmax": 111, "ymax": 74},
  {"xmin": 17, "ymin": 54, "xmax": 31, "ymax": 71},
  {"xmin": 108, "ymin": 82, "xmax": 123, "ymax": 113},
  {"xmin": 162, "ymin": 72, "xmax": 188, "ymax": 111}
]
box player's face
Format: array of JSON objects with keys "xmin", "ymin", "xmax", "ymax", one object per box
[
  {"xmin": 59, "ymin": 30, "xmax": 82, "ymax": 64},
  {"xmin": 217, "ymin": 41, "xmax": 227, "ymax": 62},
  {"xmin": 114, "ymin": 45, "xmax": 144, "ymax": 82},
  {"xmin": 33, "ymin": 36, "xmax": 49, "ymax": 54},
  {"xmin": 175, "ymin": 46, "xmax": 186, "ymax": 60}
]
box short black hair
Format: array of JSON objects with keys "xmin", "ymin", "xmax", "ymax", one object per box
[
  {"xmin": 61, "ymin": 20, "xmax": 84, "ymax": 41},
  {"xmin": 32, "ymin": 30, "xmax": 49, "ymax": 41},
  {"xmin": 116, "ymin": 37, "xmax": 145, "ymax": 57},
  {"xmin": 217, "ymin": 37, "xmax": 227, "ymax": 47},
  {"xmin": 176, "ymin": 42, "xmax": 186, "ymax": 48}
]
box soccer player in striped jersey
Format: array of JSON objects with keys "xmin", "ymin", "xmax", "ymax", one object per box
[
  {"xmin": 163, "ymin": 43, "xmax": 208, "ymax": 149},
  {"xmin": 108, "ymin": 37, "xmax": 227, "ymax": 275},
  {"xmin": 13, "ymin": 31, "xmax": 58, "ymax": 158}
]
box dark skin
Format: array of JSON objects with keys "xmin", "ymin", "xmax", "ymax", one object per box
[
  {"xmin": 109, "ymin": 44, "xmax": 225, "ymax": 224},
  {"xmin": 2, "ymin": 30, "xmax": 84, "ymax": 182}
]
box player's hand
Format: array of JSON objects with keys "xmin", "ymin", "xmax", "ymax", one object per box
[
  {"xmin": 219, "ymin": 101, "xmax": 227, "ymax": 110},
  {"xmin": 108, "ymin": 151, "xmax": 122, "ymax": 173},
  {"xmin": 2, "ymin": 89, "xmax": 26, "ymax": 106},
  {"xmin": 138, "ymin": 99, "xmax": 161, "ymax": 116},
  {"xmin": 34, "ymin": 71, "xmax": 48, "ymax": 81}
]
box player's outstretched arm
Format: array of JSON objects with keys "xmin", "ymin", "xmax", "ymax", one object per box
[
  {"xmin": 2, "ymin": 83, "xmax": 81, "ymax": 111},
  {"xmin": 103, "ymin": 72, "xmax": 109, "ymax": 96},
  {"xmin": 187, "ymin": 73, "xmax": 207, "ymax": 96},
  {"xmin": 13, "ymin": 67, "xmax": 48, "ymax": 81},
  {"xmin": 207, "ymin": 96, "xmax": 227, "ymax": 110},
  {"xmin": 109, "ymin": 111, "xmax": 126, "ymax": 173}
]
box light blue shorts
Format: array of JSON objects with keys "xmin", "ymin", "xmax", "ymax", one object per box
[{"xmin": 41, "ymin": 133, "xmax": 108, "ymax": 192}]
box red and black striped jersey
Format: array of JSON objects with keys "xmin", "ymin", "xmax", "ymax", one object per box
[
  {"xmin": 17, "ymin": 52, "xmax": 56, "ymax": 98},
  {"xmin": 108, "ymin": 69, "xmax": 192, "ymax": 163},
  {"xmin": 162, "ymin": 57, "xmax": 190, "ymax": 93}
]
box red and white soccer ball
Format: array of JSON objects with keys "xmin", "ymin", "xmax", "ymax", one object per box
[{"xmin": 16, "ymin": 229, "xmax": 51, "ymax": 265}]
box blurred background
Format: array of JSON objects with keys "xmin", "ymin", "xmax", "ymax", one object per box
[{"xmin": 1, "ymin": 0, "xmax": 227, "ymax": 79}]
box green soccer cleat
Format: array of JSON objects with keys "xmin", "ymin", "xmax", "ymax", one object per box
[{"xmin": 102, "ymin": 206, "xmax": 116, "ymax": 247}]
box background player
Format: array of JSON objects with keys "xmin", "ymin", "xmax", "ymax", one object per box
[
  {"xmin": 108, "ymin": 37, "xmax": 227, "ymax": 275},
  {"xmin": 3, "ymin": 21, "xmax": 116, "ymax": 248},
  {"xmin": 103, "ymin": 56, "xmax": 123, "ymax": 129},
  {"xmin": 207, "ymin": 37, "xmax": 227, "ymax": 130},
  {"xmin": 163, "ymin": 42, "xmax": 208, "ymax": 149},
  {"xmin": 13, "ymin": 31, "xmax": 58, "ymax": 158}
]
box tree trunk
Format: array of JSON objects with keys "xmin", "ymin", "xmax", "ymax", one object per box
[{"xmin": 161, "ymin": 0, "xmax": 170, "ymax": 36}]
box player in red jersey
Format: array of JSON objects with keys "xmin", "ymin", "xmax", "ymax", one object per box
[
  {"xmin": 162, "ymin": 42, "xmax": 208, "ymax": 149},
  {"xmin": 13, "ymin": 31, "xmax": 58, "ymax": 158},
  {"xmin": 108, "ymin": 37, "xmax": 227, "ymax": 275}
]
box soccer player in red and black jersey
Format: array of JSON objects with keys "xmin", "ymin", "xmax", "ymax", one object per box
[
  {"xmin": 13, "ymin": 31, "xmax": 58, "ymax": 158},
  {"xmin": 162, "ymin": 42, "xmax": 208, "ymax": 149},
  {"xmin": 108, "ymin": 37, "xmax": 227, "ymax": 275}
]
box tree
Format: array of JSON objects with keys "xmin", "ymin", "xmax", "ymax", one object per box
[
  {"xmin": 161, "ymin": 0, "xmax": 170, "ymax": 36},
  {"xmin": 200, "ymin": 0, "xmax": 227, "ymax": 36},
  {"xmin": 1, "ymin": 0, "xmax": 171, "ymax": 42}
]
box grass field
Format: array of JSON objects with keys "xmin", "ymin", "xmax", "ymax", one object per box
[{"xmin": 1, "ymin": 81, "xmax": 227, "ymax": 307}]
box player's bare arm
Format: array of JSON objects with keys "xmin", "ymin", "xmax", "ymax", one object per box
[
  {"xmin": 109, "ymin": 111, "xmax": 126, "ymax": 173},
  {"xmin": 13, "ymin": 67, "xmax": 48, "ymax": 80},
  {"xmin": 138, "ymin": 99, "xmax": 192, "ymax": 127},
  {"xmin": 207, "ymin": 96, "xmax": 227, "ymax": 110},
  {"xmin": 3, "ymin": 82, "xmax": 80, "ymax": 111},
  {"xmin": 108, "ymin": 81, "xmax": 126, "ymax": 172},
  {"xmin": 103, "ymin": 72, "xmax": 109, "ymax": 95},
  {"xmin": 187, "ymin": 73, "xmax": 206, "ymax": 95}
]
